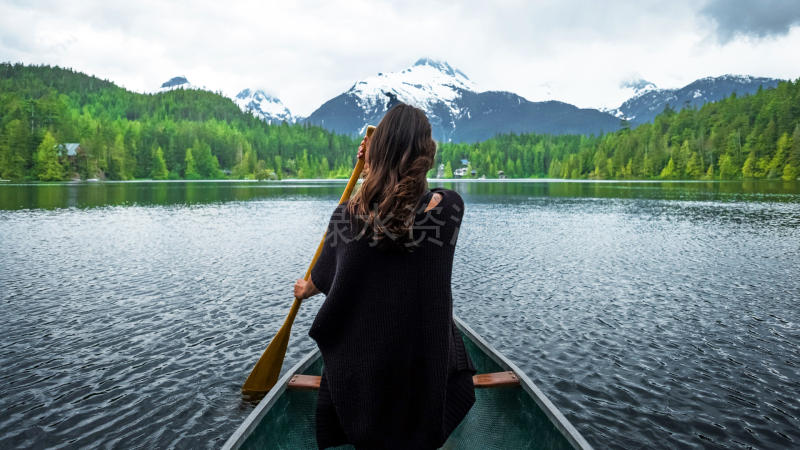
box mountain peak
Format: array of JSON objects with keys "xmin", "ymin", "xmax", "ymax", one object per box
[
  {"xmin": 620, "ymin": 78, "xmax": 658, "ymax": 95},
  {"xmin": 613, "ymin": 74, "xmax": 780, "ymax": 125},
  {"xmin": 160, "ymin": 76, "xmax": 189, "ymax": 89},
  {"xmin": 234, "ymin": 88, "xmax": 293, "ymax": 124},
  {"xmin": 235, "ymin": 88, "xmax": 279, "ymax": 102},
  {"xmin": 412, "ymin": 57, "xmax": 469, "ymax": 80}
]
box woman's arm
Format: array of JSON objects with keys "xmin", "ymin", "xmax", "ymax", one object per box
[{"xmin": 294, "ymin": 277, "xmax": 321, "ymax": 300}]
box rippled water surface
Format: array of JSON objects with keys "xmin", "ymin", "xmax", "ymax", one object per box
[{"xmin": 1, "ymin": 180, "xmax": 799, "ymax": 449}]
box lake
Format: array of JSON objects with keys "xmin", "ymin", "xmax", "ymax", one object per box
[{"xmin": 1, "ymin": 179, "xmax": 799, "ymax": 449}]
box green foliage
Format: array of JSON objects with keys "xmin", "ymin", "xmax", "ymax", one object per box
[
  {"xmin": 151, "ymin": 147, "xmax": 168, "ymax": 180},
  {"xmin": 443, "ymin": 161, "xmax": 453, "ymax": 178},
  {"xmin": 704, "ymin": 164, "xmax": 714, "ymax": 180},
  {"xmin": 719, "ymin": 153, "xmax": 739, "ymax": 179},
  {"xmin": 184, "ymin": 148, "xmax": 200, "ymax": 179},
  {"xmin": 2, "ymin": 63, "xmax": 799, "ymax": 182},
  {"xmin": 660, "ymin": 157, "xmax": 677, "ymax": 179},
  {"xmin": 783, "ymin": 163, "xmax": 799, "ymax": 180},
  {"xmin": 34, "ymin": 131, "xmax": 64, "ymax": 181},
  {"xmin": 0, "ymin": 63, "xmax": 361, "ymax": 181},
  {"xmin": 437, "ymin": 78, "xmax": 800, "ymax": 180},
  {"xmin": 254, "ymin": 159, "xmax": 276, "ymax": 181},
  {"xmin": 742, "ymin": 152, "xmax": 758, "ymax": 178},
  {"xmin": 685, "ymin": 152, "xmax": 704, "ymax": 178}
]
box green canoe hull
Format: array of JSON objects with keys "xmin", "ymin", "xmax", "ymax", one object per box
[{"xmin": 225, "ymin": 317, "xmax": 592, "ymax": 449}]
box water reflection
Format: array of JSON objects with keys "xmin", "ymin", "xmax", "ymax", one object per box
[{"xmin": 1, "ymin": 179, "xmax": 799, "ymax": 211}]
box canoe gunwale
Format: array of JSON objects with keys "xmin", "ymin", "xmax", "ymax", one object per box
[
  {"xmin": 453, "ymin": 315, "xmax": 593, "ymax": 450},
  {"xmin": 222, "ymin": 349, "xmax": 322, "ymax": 450}
]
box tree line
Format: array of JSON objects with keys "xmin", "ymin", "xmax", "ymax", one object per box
[
  {"xmin": 0, "ymin": 63, "xmax": 361, "ymax": 181},
  {"xmin": 1, "ymin": 63, "xmax": 799, "ymax": 182},
  {"xmin": 437, "ymin": 80, "xmax": 800, "ymax": 181}
]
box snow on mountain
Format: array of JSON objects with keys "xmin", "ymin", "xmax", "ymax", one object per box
[
  {"xmin": 303, "ymin": 58, "xmax": 619, "ymax": 142},
  {"xmin": 156, "ymin": 77, "xmax": 294, "ymax": 123},
  {"xmin": 621, "ymin": 78, "xmax": 658, "ymax": 96},
  {"xmin": 234, "ymin": 88, "xmax": 294, "ymax": 124},
  {"xmin": 347, "ymin": 57, "xmax": 475, "ymax": 128},
  {"xmin": 610, "ymin": 74, "xmax": 781, "ymax": 125},
  {"xmin": 602, "ymin": 78, "xmax": 658, "ymax": 118},
  {"xmin": 157, "ymin": 76, "xmax": 207, "ymax": 93},
  {"xmin": 151, "ymin": 67, "xmax": 779, "ymax": 139}
]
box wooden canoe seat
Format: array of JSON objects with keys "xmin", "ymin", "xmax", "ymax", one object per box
[{"xmin": 288, "ymin": 371, "xmax": 519, "ymax": 390}]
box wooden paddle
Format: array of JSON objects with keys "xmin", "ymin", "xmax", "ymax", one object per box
[{"xmin": 242, "ymin": 125, "xmax": 375, "ymax": 395}]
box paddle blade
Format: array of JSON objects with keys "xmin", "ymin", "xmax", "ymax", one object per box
[{"xmin": 242, "ymin": 300, "xmax": 300, "ymax": 394}]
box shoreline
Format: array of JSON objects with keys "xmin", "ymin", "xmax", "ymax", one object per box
[{"xmin": 1, "ymin": 177, "xmax": 797, "ymax": 186}]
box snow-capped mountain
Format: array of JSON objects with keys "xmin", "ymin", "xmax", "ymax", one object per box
[
  {"xmin": 155, "ymin": 68, "xmax": 782, "ymax": 138},
  {"xmin": 156, "ymin": 77, "xmax": 295, "ymax": 123},
  {"xmin": 303, "ymin": 58, "xmax": 620, "ymax": 142},
  {"xmin": 234, "ymin": 88, "xmax": 294, "ymax": 124},
  {"xmin": 157, "ymin": 76, "xmax": 206, "ymax": 93},
  {"xmin": 602, "ymin": 78, "xmax": 658, "ymax": 118},
  {"xmin": 621, "ymin": 78, "xmax": 658, "ymax": 95},
  {"xmin": 611, "ymin": 75, "xmax": 781, "ymax": 125}
]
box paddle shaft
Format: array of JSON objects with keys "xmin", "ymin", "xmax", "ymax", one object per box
[
  {"xmin": 281, "ymin": 156, "xmax": 365, "ymax": 329},
  {"xmin": 242, "ymin": 126, "xmax": 373, "ymax": 394}
]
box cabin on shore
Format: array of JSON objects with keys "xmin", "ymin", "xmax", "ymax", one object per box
[
  {"xmin": 454, "ymin": 158, "xmax": 470, "ymax": 178},
  {"xmin": 56, "ymin": 143, "xmax": 85, "ymax": 176},
  {"xmin": 56, "ymin": 143, "xmax": 82, "ymax": 160}
]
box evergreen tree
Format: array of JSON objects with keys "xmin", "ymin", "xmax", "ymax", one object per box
[
  {"xmin": 548, "ymin": 159, "xmax": 562, "ymax": 178},
  {"xmin": 108, "ymin": 133, "xmax": 128, "ymax": 180},
  {"xmin": 1, "ymin": 119, "xmax": 30, "ymax": 179},
  {"xmin": 685, "ymin": 152, "xmax": 704, "ymax": 178},
  {"xmin": 444, "ymin": 161, "xmax": 453, "ymax": 178},
  {"xmin": 766, "ymin": 133, "xmax": 790, "ymax": 178},
  {"xmin": 34, "ymin": 131, "xmax": 64, "ymax": 181},
  {"xmin": 660, "ymin": 157, "xmax": 677, "ymax": 179},
  {"xmin": 782, "ymin": 162, "xmax": 799, "ymax": 181},
  {"xmin": 184, "ymin": 148, "xmax": 200, "ymax": 179},
  {"xmin": 742, "ymin": 152, "xmax": 758, "ymax": 178},
  {"xmin": 192, "ymin": 140, "xmax": 222, "ymax": 178},
  {"xmin": 791, "ymin": 125, "xmax": 800, "ymax": 163},
  {"xmin": 719, "ymin": 153, "xmax": 739, "ymax": 179},
  {"xmin": 704, "ymin": 164, "xmax": 714, "ymax": 180},
  {"xmin": 151, "ymin": 146, "xmax": 168, "ymax": 180}
]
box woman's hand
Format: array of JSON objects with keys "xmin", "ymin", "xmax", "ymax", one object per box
[
  {"xmin": 357, "ymin": 135, "xmax": 370, "ymax": 160},
  {"xmin": 294, "ymin": 278, "xmax": 320, "ymax": 300}
]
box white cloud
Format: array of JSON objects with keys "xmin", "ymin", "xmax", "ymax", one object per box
[{"xmin": 1, "ymin": 0, "xmax": 798, "ymax": 116}]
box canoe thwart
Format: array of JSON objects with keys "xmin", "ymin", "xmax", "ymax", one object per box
[
  {"xmin": 472, "ymin": 370, "xmax": 519, "ymax": 388},
  {"xmin": 288, "ymin": 374, "xmax": 322, "ymax": 390},
  {"xmin": 288, "ymin": 371, "xmax": 520, "ymax": 391}
]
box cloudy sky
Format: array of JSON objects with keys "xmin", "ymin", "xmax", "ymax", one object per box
[{"xmin": 2, "ymin": 0, "xmax": 799, "ymax": 116}]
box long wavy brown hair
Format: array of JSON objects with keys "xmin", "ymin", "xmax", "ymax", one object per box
[{"xmin": 347, "ymin": 103, "xmax": 437, "ymax": 250}]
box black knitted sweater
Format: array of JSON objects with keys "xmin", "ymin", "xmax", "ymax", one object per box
[{"xmin": 308, "ymin": 187, "xmax": 476, "ymax": 449}]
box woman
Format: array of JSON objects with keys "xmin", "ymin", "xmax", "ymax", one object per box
[{"xmin": 294, "ymin": 104, "xmax": 476, "ymax": 449}]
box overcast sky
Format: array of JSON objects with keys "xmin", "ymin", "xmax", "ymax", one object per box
[{"xmin": 2, "ymin": 0, "xmax": 799, "ymax": 116}]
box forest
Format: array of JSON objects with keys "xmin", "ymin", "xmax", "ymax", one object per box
[
  {"xmin": 437, "ymin": 80, "xmax": 800, "ymax": 181},
  {"xmin": 0, "ymin": 63, "xmax": 361, "ymax": 181},
  {"xmin": 1, "ymin": 63, "xmax": 799, "ymax": 181}
]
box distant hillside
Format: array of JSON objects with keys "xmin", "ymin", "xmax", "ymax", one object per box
[
  {"xmin": 0, "ymin": 63, "xmax": 359, "ymax": 181},
  {"xmin": 610, "ymin": 75, "xmax": 782, "ymax": 126},
  {"xmin": 437, "ymin": 79, "xmax": 800, "ymax": 181},
  {"xmin": 1, "ymin": 63, "xmax": 797, "ymax": 182}
]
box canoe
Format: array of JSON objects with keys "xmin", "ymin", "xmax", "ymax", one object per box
[{"xmin": 224, "ymin": 316, "xmax": 592, "ymax": 449}]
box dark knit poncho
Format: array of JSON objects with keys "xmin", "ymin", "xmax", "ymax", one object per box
[{"xmin": 308, "ymin": 187, "xmax": 476, "ymax": 449}]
